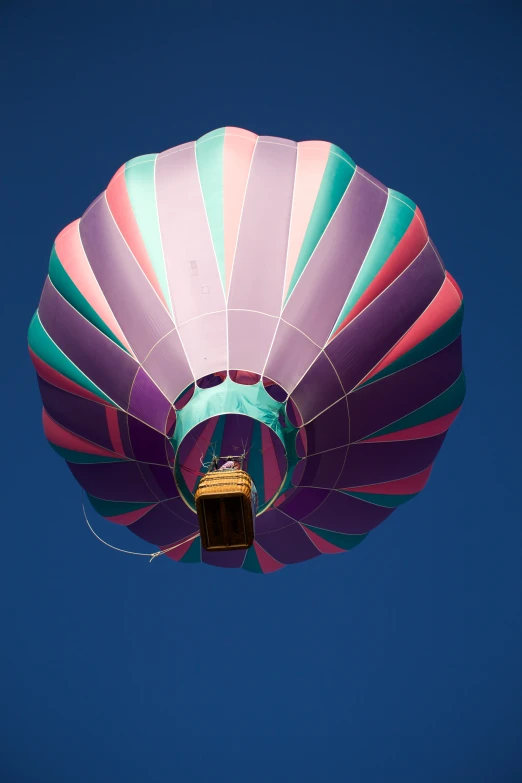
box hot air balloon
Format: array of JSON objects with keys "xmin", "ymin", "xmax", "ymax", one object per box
[{"xmin": 28, "ymin": 127, "xmax": 464, "ymax": 573}]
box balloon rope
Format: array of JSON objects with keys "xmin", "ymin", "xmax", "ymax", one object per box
[{"xmin": 82, "ymin": 497, "xmax": 199, "ymax": 563}]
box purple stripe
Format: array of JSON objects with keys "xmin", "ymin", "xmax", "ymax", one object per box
[
  {"xmin": 326, "ymin": 242, "xmax": 445, "ymax": 392},
  {"xmin": 336, "ymin": 433, "xmax": 447, "ymax": 488},
  {"xmin": 155, "ymin": 144, "xmax": 226, "ymax": 324},
  {"xmin": 68, "ymin": 461, "xmax": 160, "ymax": 502},
  {"xmin": 80, "ymin": 194, "xmax": 173, "ymax": 361},
  {"xmin": 38, "ymin": 378, "xmax": 113, "ymax": 451},
  {"xmin": 128, "ymin": 368, "xmax": 172, "ymax": 433},
  {"xmin": 277, "ymin": 487, "xmax": 330, "ymax": 521},
  {"xmin": 264, "ymin": 320, "xmax": 321, "ymax": 394},
  {"xmin": 128, "ymin": 500, "xmax": 199, "ymax": 547},
  {"xmin": 256, "ymin": 508, "xmax": 295, "ymax": 534},
  {"xmin": 283, "ymin": 170, "xmax": 388, "ymax": 346},
  {"xmin": 220, "ymin": 414, "xmax": 255, "ymax": 465},
  {"xmin": 39, "ymin": 279, "xmax": 138, "ymax": 409},
  {"xmin": 228, "ymin": 138, "xmax": 297, "ymax": 316},
  {"xmin": 302, "ymin": 490, "xmax": 393, "ymax": 534},
  {"xmin": 137, "ymin": 464, "xmax": 182, "ymax": 501},
  {"xmin": 127, "ymin": 416, "xmax": 170, "ymax": 465},
  {"xmin": 290, "ymin": 353, "xmax": 345, "ymax": 423},
  {"xmin": 201, "ymin": 548, "xmax": 246, "ymax": 569},
  {"xmin": 270, "ymin": 428, "xmax": 287, "ymax": 482},
  {"xmin": 298, "ymin": 446, "xmax": 347, "ymax": 489},
  {"xmin": 304, "ymin": 398, "xmax": 349, "ymax": 455},
  {"xmin": 358, "ymin": 167, "xmax": 387, "ymax": 192},
  {"xmin": 256, "ymin": 521, "xmax": 320, "ymax": 564},
  {"xmin": 142, "ymin": 330, "xmax": 193, "ymax": 404},
  {"xmin": 348, "ymin": 338, "xmax": 463, "ymax": 442}
]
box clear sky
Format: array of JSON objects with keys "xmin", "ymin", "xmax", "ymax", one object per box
[{"xmin": 2, "ymin": 2, "xmax": 521, "ymax": 781}]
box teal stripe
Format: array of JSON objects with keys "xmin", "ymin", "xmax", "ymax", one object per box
[
  {"xmin": 331, "ymin": 191, "xmax": 416, "ymax": 335},
  {"xmin": 180, "ymin": 537, "xmax": 201, "ymax": 563},
  {"xmin": 87, "ymin": 495, "xmax": 154, "ymax": 517},
  {"xmin": 49, "ymin": 246, "xmax": 129, "ymax": 353},
  {"xmin": 363, "ymin": 371, "xmax": 466, "ymax": 439},
  {"xmin": 341, "ymin": 491, "xmax": 417, "ymax": 508},
  {"xmin": 285, "ymin": 144, "xmax": 356, "ymax": 302},
  {"xmin": 50, "ymin": 444, "xmax": 125, "ymax": 464},
  {"xmin": 302, "ymin": 524, "xmax": 367, "ymax": 550},
  {"xmin": 28, "ymin": 312, "xmax": 114, "ymax": 405},
  {"xmin": 124, "ymin": 154, "xmax": 172, "ymax": 313},
  {"xmin": 242, "ymin": 545, "xmax": 263, "ymax": 573},
  {"xmin": 361, "ymin": 304, "xmax": 464, "ymax": 387},
  {"xmin": 196, "ymin": 129, "xmax": 226, "ymax": 292}
]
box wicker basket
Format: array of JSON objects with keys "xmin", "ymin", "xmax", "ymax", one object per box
[{"xmin": 195, "ymin": 469, "xmax": 256, "ymax": 551}]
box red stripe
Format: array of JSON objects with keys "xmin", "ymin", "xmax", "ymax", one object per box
[
  {"xmin": 302, "ymin": 525, "xmax": 345, "ymax": 554},
  {"xmin": 360, "ymin": 276, "xmax": 462, "ymax": 384},
  {"xmin": 341, "ymin": 465, "xmax": 433, "ymax": 495},
  {"xmin": 105, "ymin": 406, "xmax": 126, "ymax": 456},
  {"xmin": 446, "ymin": 271, "xmax": 463, "ymax": 300},
  {"xmin": 331, "ymin": 206, "xmax": 428, "ymax": 338},
  {"xmin": 107, "ymin": 505, "xmax": 155, "ymax": 526},
  {"xmin": 42, "ymin": 408, "xmax": 122, "ymax": 458},
  {"xmin": 362, "ymin": 408, "xmax": 461, "ymax": 443},
  {"xmin": 29, "ymin": 347, "xmax": 108, "ymax": 405},
  {"xmin": 253, "ymin": 541, "xmax": 284, "ymax": 573},
  {"xmin": 261, "ymin": 425, "xmax": 283, "ymax": 501}
]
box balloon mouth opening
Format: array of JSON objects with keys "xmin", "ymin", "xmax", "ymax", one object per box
[{"xmin": 170, "ymin": 374, "xmax": 303, "ymax": 515}]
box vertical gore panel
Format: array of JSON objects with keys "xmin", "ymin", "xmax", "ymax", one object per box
[
  {"xmin": 124, "ymin": 154, "xmax": 172, "ymax": 313},
  {"xmin": 223, "ymin": 128, "xmax": 258, "ymax": 296},
  {"xmin": 284, "ymin": 144, "xmax": 355, "ymax": 302},
  {"xmin": 80, "ymin": 195, "xmax": 173, "ymax": 361},
  {"xmin": 196, "ymin": 129, "xmax": 226, "ymax": 291},
  {"xmin": 155, "ymin": 143, "xmax": 226, "ymax": 325},
  {"xmin": 227, "ymin": 137, "xmax": 297, "ymax": 316},
  {"xmin": 283, "ymin": 169, "xmax": 388, "ymax": 346},
  {"xmin": 331, "ymin": 190, "xmax": 417, "ymax": 335}
]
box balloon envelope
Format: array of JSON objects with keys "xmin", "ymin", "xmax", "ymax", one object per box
[{"xmin": 29, "ymin": 127, "xmax": 464, "ymax": 573}]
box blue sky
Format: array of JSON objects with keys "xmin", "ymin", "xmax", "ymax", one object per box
[{"xmin": 2, "ymin": 2, "xmax": 521, "ymax": 781}]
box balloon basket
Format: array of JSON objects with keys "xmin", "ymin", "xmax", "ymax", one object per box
[{"xmin": 194, "ymin": 469, "xmax": 256, "ymax": 551}]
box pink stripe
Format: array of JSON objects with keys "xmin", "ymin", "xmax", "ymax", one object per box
[
  {"xmin": 55, "ymin": 221, "xmax": 133, "ymax": 353},
  {"xmin": 106, "ymin": 167, "xmax": 167, "ymax": 307},
  {"xmin": 261, "ymin": 425, "xmax": 283, "ymax": 501},
  {"xmin": 302, "ymin": 524, "xmax": 345, "ymax": 554},
  {"xmin": 341, "ymin": 465, "xmax": 433, "ymax": 495},
  {"xmin": 180, "ymin": 417, "xmax": 219, "ymax": 492},
  {"xmin": 107, "ymin": 505, "xmax": 155, "ymax": 526},
  {"xmin": 361, "ymin": 276, "xmax": 462, "ymax": 383},
  {"xmin": 228, "ymin": 137, "xmax": 297, "ymax": 317},
  {"xmin": 446, "ymin": 271, "xmax": 463, "ymax": 300},
  {"xmin": 42, "ymin": 409, "xmax": 120, "ymax": 458},
  {"xmin": 29, "ymin": 348, "xmax": 109, "ymax": 405},
  {"xmin": 253, "ymin": 541, "xmax": 284, "ymax": 573},
  {"xmin": 283, "ymin": 141, "xmax": 330, "ymax": 300},
  {"xmin": 330, "ymin": 206, "xmax": 428, "ymax": 339},
  {"xmin": 363, "ymin": 408, "xmax": 461, "ymax": 443},
  {"xmin": 161, "ymin": 535, "xmax": 198, "ymax": 562},
  {"xmin": 105, "ymin": 406, "xmax": 126, "ymax": 456},
  {"xmin": 223, "ymin": 127, "xmax": 258, "ymax": 297}
]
